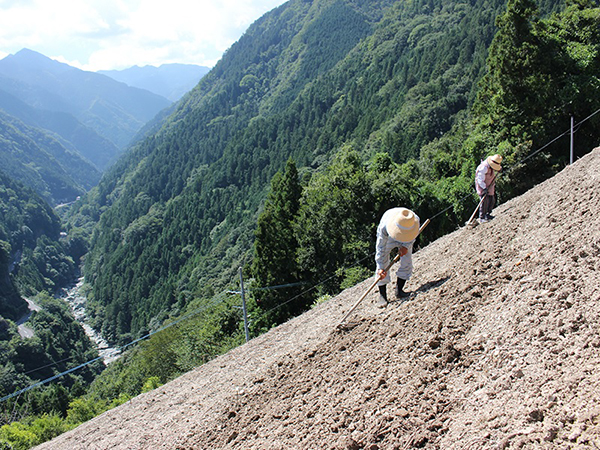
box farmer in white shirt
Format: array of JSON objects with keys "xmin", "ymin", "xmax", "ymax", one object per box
[
  {"xmin": 375, "ymin": 207, "xmax": 420, "ymax": 307},
  {"xmin": 475, "ymin": 154, "xmax": 502, "ymax": 223}
]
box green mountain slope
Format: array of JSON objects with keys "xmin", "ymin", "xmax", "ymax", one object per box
[
  {"xmin": 76, "ymin": 0, "xmax": 510, "ymax": 342},
  {"xmin": 0, "ymin": 110, "xmax": 100, "ymax": 204}
]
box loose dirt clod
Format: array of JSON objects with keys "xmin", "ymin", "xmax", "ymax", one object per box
[{"xmin": 37, "ymin": 148, "xmax": 600, "ymax": 450}]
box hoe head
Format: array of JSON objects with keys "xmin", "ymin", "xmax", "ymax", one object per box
[
  {"xmin": 465, "ymin": 219, "xmax": 478, "ymax": 229},
  {"xmin": 336, "ymin": 321, "xmax": 360, "ymax": 332}
]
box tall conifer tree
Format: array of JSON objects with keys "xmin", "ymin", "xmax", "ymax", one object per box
[
  {"xmin": 251, "ymin": 158, "xmax": 302, "ymax": 325},
  {"xmin": 475, "ymin": 0, "xmax": 542, "ymax": 139}
]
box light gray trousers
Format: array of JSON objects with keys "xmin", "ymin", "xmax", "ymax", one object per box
[{"xmin": 375, "ymin": 242, "xmax": 414, "ymax": 286}]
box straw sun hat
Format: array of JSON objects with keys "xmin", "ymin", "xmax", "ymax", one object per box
[
  {"xmin": 386, "ymin": 208, "xmax": 420, "ymax": 243},
  {"xmin": 486, "ymin": 154, "xmax": 503, "ymax": 171}
]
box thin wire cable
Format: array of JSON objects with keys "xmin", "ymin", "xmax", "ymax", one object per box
[
  {"xmin": 518, "ymin": 107, "xmax": 600, "ymax": 165},
  {"xmin": 260, "ymin": 252, "xmax": 375, "ymax": 316},
  {"xmin": 5, "ymin": 106, "xmax": 599, "ymax": 405},
  {"xmin": 22, "ymin": 356, "xmax": 76, "ymax": 376},
  {"xmin": 0, "ymin": 356, "xmax": 105, "ymax": 404},
  {"xmin": 0, "ymin": 289, "xmax": 232, "ymax": 404},
  {"xmin": 251, "ymin": 281, "xmax": 308, "ymax": 291},
  {"xmin": 3, "ymin": 384, "xmax": 79, "ymax": 421},
  {"xmin": 430, "ymin": 106, "xmax": 600, "ymax": 222}
]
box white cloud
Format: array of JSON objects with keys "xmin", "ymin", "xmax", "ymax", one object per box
[{"xmin": 0, "ymin": 0, "xmax": 288, "ymax": 71}]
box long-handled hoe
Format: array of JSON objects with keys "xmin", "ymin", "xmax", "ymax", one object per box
[
  {"xmin": 465, "ymin": 194, "xmax": 486, "ymax": 228},
  {"xmin": 337, "ymin": 218, "xmax": 430, "ymax": 330}
]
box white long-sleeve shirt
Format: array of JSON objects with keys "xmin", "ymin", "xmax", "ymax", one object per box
[
  {"xmin": 374, "ymin": 208, "xmax": 419, "ymax": 284},
  {"xmin": 475, "ymin": 160, "xmax": 497, "ymax": 195}
]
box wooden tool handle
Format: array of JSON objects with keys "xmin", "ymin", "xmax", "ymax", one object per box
[{"xmin": 337, "ymin": 216, "xmax": 430, "ymax": 328}]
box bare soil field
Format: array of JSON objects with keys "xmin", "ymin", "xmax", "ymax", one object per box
[{"xmin": 37, "ymin": 147, "xmax": 600, "ymax": 450}]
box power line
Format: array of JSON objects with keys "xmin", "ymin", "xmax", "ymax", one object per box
[
  {"xmin": 0, "ymin": 356, "xmax": 105, "ymax": 404},
  {"xmin": 0, "ymin": 290, "xmax": 231, "ymax": 404},
  {"xmin": 430, "ymin": 107, "xmax": 600, "ymax": 222},
  {"xmin": 251, "ymin": 281, "xmax": 308, "ymax": 291},
  {"xmin": 4, "ymin": 106, "xmax": 599, "ymax": 406}
]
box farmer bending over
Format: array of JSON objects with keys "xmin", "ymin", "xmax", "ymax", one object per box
[{"xmin": 375, "ymin": 207, "xmax": 420, "ymax": 307}]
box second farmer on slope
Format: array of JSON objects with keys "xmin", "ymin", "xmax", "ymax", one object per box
[
  {"xmin": 475, "ymin": 154, "xmax": 502, "ymax": 224},
  {"xmin": 375, "ymin": 207, "xmax": 420, "ymax": 307}
]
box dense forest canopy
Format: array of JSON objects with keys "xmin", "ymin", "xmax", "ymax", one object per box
[
  {"xmin": 67, "ymin": 0, "xmax": 600, "ymax": 345},
  {"xmin": 74, "ymin": 0, "xmax": 513, "ymax": 343}
]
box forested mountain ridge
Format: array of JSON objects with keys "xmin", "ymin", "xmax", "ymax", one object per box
[
  {"xmin": 77, "ymin": 0, "xmax": 397, "ymax": 341},
  {"xmin": 75, "ymin": 0, "xmax": 505, "ymax": 342},
  {"xmin": 72, "ymin": 0, "xmax": 598, "ymax": 350},
  {"xmin": 0, "ymin": 109, "xmax": 100, "ymax": 205}
]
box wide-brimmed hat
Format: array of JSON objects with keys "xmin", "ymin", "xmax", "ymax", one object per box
[
  {"xmin": 386, "ymin": 208, "xmax": 420, "ymax": 243},
  {"xmin": 487, "ymin": 154, "xmax": 502, "ymax": 171}
]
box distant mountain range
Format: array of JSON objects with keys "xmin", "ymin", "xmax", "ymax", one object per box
[
  {"xmin": 0, "ymin": 49, "xmax": 172, "ymax": 151},
  {"xmin": 0, "ymin": 49, "xmax": 207, "ymax": 203},
  {"xmin": 0, "ymin": 86, "xmax": 118, "ymax": 173},
  {"xmin": 99, "ymin": 63, "xmax": 210, "ymax": 102}
]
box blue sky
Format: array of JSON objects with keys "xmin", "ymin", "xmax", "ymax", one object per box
[{"xmin": 0, "ymin": 0, "xmax": 289, "ymax": 71}]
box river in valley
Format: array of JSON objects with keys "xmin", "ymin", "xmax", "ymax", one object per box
[{"xmin": 58, "ymin": 278, "xmax": 122, "ymax": 365}]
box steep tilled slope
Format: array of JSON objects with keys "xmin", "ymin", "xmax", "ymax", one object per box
[{"xmin": 38, "ymin": 147, "xmax": 600, "ymax": 449}]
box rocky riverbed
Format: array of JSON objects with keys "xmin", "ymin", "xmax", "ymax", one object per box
[{"xmin": 59, "ymin": 278, "xmax": 121, "ymax": 364}]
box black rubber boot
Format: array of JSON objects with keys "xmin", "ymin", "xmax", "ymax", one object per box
[
  {"xmin": 395, "ymin": 278, "xmax": 410, "ymax": 298},
  {"xmin": 377, "ymin": 285, "xmax": 388, "ymax": 307}
]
